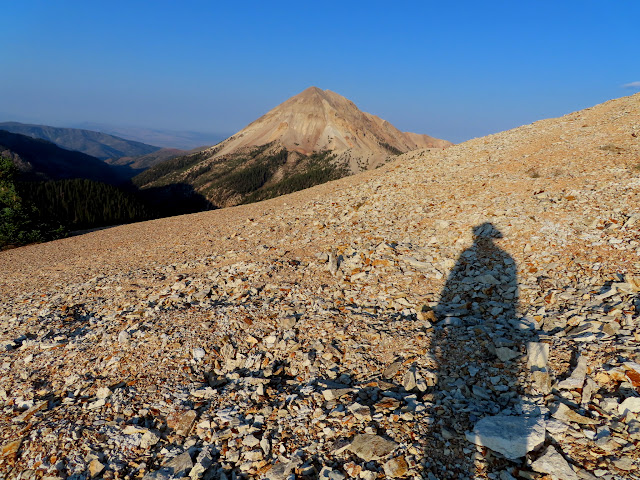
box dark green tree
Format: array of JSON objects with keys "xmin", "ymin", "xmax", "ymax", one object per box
[{"xmin": 0, "ymin": 156, "xmax": 65, "ymax": 248}]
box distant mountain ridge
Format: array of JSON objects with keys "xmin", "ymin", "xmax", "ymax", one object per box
[
  {"xmin": 104, "ymin": 148, "xmax": 186, "ymax": 178},
  {"xmin": 74, "ymin": 123, "xmax": 229, "ymax": 150},
  {"xmin": 134, "ymin": 87, "xmax": 452, "ymax": 208},
  {"xmin": 0, "ymin": 122, "xmax": 161, "ymax": 160},
  {"xmin": 0, "ymin": 130, "xmax": 123, "ymax": 184}
]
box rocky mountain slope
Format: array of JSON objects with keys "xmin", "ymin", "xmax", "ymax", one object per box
[
  {"xmin": 134, "ymin": 87, "xmax": 451, "ymax": 208},
  {"xmin": 1, "ymin": 93, "xmax": 639, "ymax": 479},
  {"xmin": 0, "ymin": 122, "xmax": 161, "ymax": 161}
]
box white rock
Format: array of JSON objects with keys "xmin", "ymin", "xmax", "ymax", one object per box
[
  {"xmin": 192, "ymin": 347, "xmax": 206, "ymax": 361},
  {"xmin": 118, "ymin": 330, "xmax": 131, "ymax": 345},
  {"xmin": 618, "ymin": 397, "xmax": 640, "ymax": 416},
  {"xmin": 465, "ymin": 415, "xmax": 545, "ymax": 460},
  {"xmin": 526, "ymin": 342, "xmax": 549, "ymax": 370},
  {"xmin": 260, "ymin": 437, "xmax": 270, "ymax": 455},
  {"xmin": 318, "ymin": 466, "xmax": 345, "ymax": 480},
  {"xmin": 96, "ymin": 387, "xmax": 111, "ymax": 399},
  {"xmin": 402, "ymin": 370, "xmax": 416, "ymax": 391},
  {"xmin": 242, "ymin": 434, "xmax": 260, "ymax": 447},
  {"xmin": 141, "ymin": 430, "xmax": 161, "ymax": 449},
  {"xmin": 87, "ymin": 398, "xmax": 105, "ymax": 410},
  {"xmin": 531, "ymin": 446, "xmax": 578, "ymax": 480},
  {"xmin": 557, "ymin": 355, "xmax": 587, "ymax": 390},
  {"xmin": 495, "ymin": 347, "xmax": 520, "ymax": 362}
]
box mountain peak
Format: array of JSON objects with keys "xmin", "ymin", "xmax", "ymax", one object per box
[
  {"xmin": 287, "ymin": 86, "xmax": 344, "ymax": 109},
  {"xmin": 133, "ymin": 88, "xmax": 452, "ymax": 209},
  {"xmin": 216, "ymin": 87, "xmax": 451, "ymax": 163},
  {"xmin": 299, "ymin": 85, "xmax": 324, "ymax": 95}
]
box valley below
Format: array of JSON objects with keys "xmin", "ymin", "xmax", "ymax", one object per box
[{"xmin": 1, "ymin": 93, "xmax": 640, "ymax": 479}]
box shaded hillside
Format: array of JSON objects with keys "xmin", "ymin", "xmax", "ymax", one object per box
[
  {"xmin": 0, "ymin": 132, "xmax": 215, "ymax": 247},
  {"xmin": 104, "ymin": 147, "xmax": 185, "ymax": 178},
  {"xmin": 19, "ymin": 178, "xmax": 155, "ymax": 230},
  {"xmin": 0, "ymin": 121, "xmax": 161, "ymax": 160},
  {"xmin": 0, "ymin": 154, "xmax": 156, "ymax": 249},
  {"xmin": 0, "ymin": 130, "xmax": 123, "ymax": 184},
  {"xmin": 133, "ymin": 87, "xmax": 451, "ymax": 208},
  {"xmin": 133, "ymin": 143, "xmax": 348, "ymax": 208}
]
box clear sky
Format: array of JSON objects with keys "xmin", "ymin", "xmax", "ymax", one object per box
[{"xmin": 3, "ymin": 0, "xmax": 640, "ymax": 144}]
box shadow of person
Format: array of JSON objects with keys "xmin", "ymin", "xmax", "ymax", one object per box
[
  {"xmin": 424, "ymin": 222, "xmax": 537, "ymax": 478},
  {"xmin": 435, "ymin": 222, "xmax": 518, "ymax": 322}
]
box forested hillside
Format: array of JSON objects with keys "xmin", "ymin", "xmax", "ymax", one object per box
[
  {"xmin": 20, "ymin": 179, "xmax": 154, "ymax": 230},
  {"xmin": 0, "ymin": 156, "xmax": 154, "ymax": 249},
  {"xmin": 0, "ymin": 156, "xmax": 65, "ymax": 248}
]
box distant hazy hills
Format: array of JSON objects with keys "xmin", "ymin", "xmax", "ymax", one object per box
[
  {"xmin": 0, "ymin": 130, "xmax": 123, "ymax": 184},
  {"xmin": 74, "ymin": 123, "xmax": 229, "ymax": 150},
  {"xmin": 134, "ymin": 87, "xmax": 452, "ymax": 208},
  {"xmin": 0, "ymin": 122, "xmax": 161, "ymax": 160},
  {"xmin": 103, "ymin": 148, "xmax": 186, "ymax": 178}
]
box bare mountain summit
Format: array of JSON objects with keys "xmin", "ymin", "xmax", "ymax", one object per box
[
  {"xmin": 216, "ymin": 86, "xmax": 451, "ymax": 169},
  {"xmin": 134, "ymin": 87, "xmax": 451, "ymax": 208}
]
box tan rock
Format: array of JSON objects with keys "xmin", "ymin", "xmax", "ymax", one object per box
[
  {"xmin": 167, "ymin": 409, "xmax": 198, "ymax": 436},
  {"xmin": 383, "ymin": 456, "xmax": 409, "ymax": 478},
  {"xmin": 531, "ymin": 371, "xmax": 552, "ymax": 394},
  {"xmin": 88, "ymin": 459, "xmax": 105, "ymax": 478},
  {"xmin": 551, "ymin": 403, "xmax": 598, "ymax": 425},
  {"xmin": 347, "ymin": 434, "xmax": 398, "ymax": 461},
  {"xmin": 0, "ymin": 439, "xmax": 21, "ymax": 460}
]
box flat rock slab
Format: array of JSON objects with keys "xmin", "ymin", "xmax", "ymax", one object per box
[
  {"xmin": 531, "ymin": 446, "xmax": 578, "ymax": 480},
  {"xmin": 551, "ymin": 403, "xmax": 598, "ymax": 425},
  {"xmin": 143, "ymin": 451, "xmax": 193, "ymax": 480},
  {"xmin": 527, "ymin": 342, "xmax": 549, "ymax": 370},
  {"xmin": 619, "ymin": 397, "xmax": 640, "ymax": 415},
  {"xmin": 166, "ymin": 409, "xmax": 198, "ymax": 436},
  {"xmin": 465, "ymin": 415, "xmax": 545, "ymax": 460},
  {"xmin": 347, "ymin": 434, "xmax": 398, "ymax": 461},
  {"xmin": 264, "ymin": 457, "xmax": 302, "ymax": 480},
  {"xmin": 383, "ymin": 456, "xmax": 409, "ymax": 478}
]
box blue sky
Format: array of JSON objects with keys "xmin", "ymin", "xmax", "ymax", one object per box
[{"xmin": 3, "ymin": 1, "xmax": 639, "ymax": 144}]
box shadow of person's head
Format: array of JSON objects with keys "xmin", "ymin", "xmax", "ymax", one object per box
[{"xmin": 473, "ymin": 222, "xmax": 503, "ymax": 240}]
